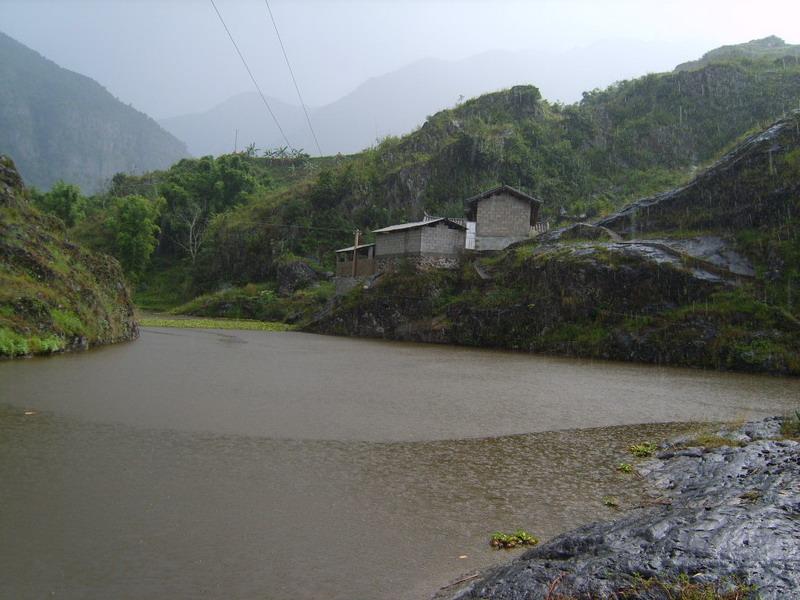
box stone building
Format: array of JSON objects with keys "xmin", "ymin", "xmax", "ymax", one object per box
[
  {"xmin": 373, "ymin": 217, "xmax": 467, "ymax": 271},
  {"xmin": 465, "ymin": 184, "xmax": 543, "ymax": 251}
]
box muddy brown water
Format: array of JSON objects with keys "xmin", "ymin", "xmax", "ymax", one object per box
[{"xmin": 1, "ymin": 329, "xmax": 798, "ymax": 599}]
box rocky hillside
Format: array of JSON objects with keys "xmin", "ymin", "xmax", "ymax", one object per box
[
  {"xmin": 0, "ymin": 156, "xmax": 137, "ymax": 357},
  {"xmin": 307, "ymin": 113, "xmax": 800, "ymax": 376},
  {"xmin": 188, "ymin": 38, "xmax": 800, "ymax": 291},
  {"xmin": 0, "ymin": 31, "xmax": 187, "ymax": 193}
]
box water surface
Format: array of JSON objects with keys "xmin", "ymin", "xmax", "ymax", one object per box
[{"xmin": 1, "ymin": 329, "xmax": 798, "ymax": 599}]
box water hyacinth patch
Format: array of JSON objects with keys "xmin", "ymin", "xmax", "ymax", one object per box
[{"xmin": 490, "ymin": 529, "xmax": 538, "ymax": 549}]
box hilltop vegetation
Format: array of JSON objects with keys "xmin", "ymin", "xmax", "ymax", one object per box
[
  {"xmin": 174, "ymin": 37, "xmax": 800, "ymax": 296},
  {"xmin": 20, "ymin": 37, "xmax": 800, "ymax": 345},
  {"xmin": 676, "ymin": 35, "xmax": 800, "ymax": 71},
  {"xmin": 0, "ymin": 31, "xmax": 187, "ymax": 193},
  {"xmin": 311, "ymin": 112, "xmax": 800, "ymax": 375},
  {"xmin": 0, "ymin": 156, "xmax": 137, "ymax": 357}
]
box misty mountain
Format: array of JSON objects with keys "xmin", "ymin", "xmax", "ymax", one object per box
[
  {"xmin": 160, "ymin": 39, "xmax": 699, "ymax": 157},
  {"xmin": 0, "ymin": 30, "xmax": 188, "ymax": 193},
  {"xmin": 158, "ymin": 93, "xmax": 312, "ymax": 158}
]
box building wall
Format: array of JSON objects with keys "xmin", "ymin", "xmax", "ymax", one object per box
[
  {"xmin": 375, "ymin": 228, "xmax": 423, "ymax": 257},
  {"xmin": 475, "ymin": 192, "xmax": 534, "ymax": 251},
  {"xmin": 420, "ymin": 223, "xmax": 466, "ymax": 255}
]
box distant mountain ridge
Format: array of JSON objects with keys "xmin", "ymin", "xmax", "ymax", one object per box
[
  {"xmin": 0, "ymin": 30, "xmax": 188, "ymax": 193},
  {"xmin": 160, "ymin": 39, "xmax": 701, "ymax": 157},
  {"xmin": 676, "ymin": 35, "xmax": 800, "ymax": 71}
]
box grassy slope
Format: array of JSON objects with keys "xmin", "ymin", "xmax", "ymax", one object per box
[
  {"xmin": 310, "ymin": 113, "xmax": 800, "ymax": 375},
  {"xmin": 0, "ymin": 156, "xmax": 137, "ymax": 357},
  {"xmin": 189, "ymin": 41, "xmax": 800, "ymax": 291}
]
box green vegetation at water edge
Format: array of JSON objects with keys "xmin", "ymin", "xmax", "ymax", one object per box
[
  {"xmin": 169, "ymin": 280, "xmax": 335, "ymax": 326},
  {"xmin": 138, "ymin": 316, "xmax": 291, "ymax": 332},
  {"xmin": 0, "ymin": 156, "xmax": 137, "ymax": 357},
  {"xmin": 627, "ymin": 442, "xmax": 658, "ymax": 458},
  {"xmin": 489, "ymin": 529, "xmax": 538, "ymax": 550}
]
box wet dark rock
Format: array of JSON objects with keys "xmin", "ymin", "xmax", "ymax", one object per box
[
  {"xmin": 276, "ymin": 259, "xmax": 322, "ymax": 296},
  {"xmin": 649, "ymin": 236, "xmax": 756, "ymax": 277},
  {"xmin": 436, "ymin": 418, "xmax": 800, "ymax": 600},
  {"xmin": 540, "ymin": 222, "xmax": 621, "ymax": 243},
  {"xmin": 597, "ymin": 111, "xmax": 800, "ymax": 237},
  {"xmin": 0, "ymin": 156, "xmax": 25, "ymax": 207}
]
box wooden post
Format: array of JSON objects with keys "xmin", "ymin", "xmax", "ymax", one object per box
[{"xmin": 352, "ymin": 229, "xmax": 360, "ymax": 277}]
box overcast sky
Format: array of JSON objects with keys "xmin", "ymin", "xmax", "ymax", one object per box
[{"xmin": 2, "ymin": 0, "xmax": 799, "ymax": 119}]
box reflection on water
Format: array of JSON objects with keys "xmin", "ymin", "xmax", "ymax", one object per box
[
  {"xmin": 0, "ymin": 329, "xmax": 797, "ymax": 442},
  {"xmin": 0, "ymin": 329, "xmax": 798, "ymax": 599}
]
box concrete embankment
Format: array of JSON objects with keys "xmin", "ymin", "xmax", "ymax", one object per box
[{"xmin": 437, "ymin": 417, "xmax": 800, "ymax": 600}]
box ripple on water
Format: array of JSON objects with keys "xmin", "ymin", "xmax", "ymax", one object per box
[{"xmin": 0, "ymin": 406, "xmax": 706, "ymax": 600}]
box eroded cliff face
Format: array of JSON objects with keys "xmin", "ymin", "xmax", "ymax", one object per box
[
  {"xmin": 307, "ymin": 114, "xmax": 800, "ymax": 375},
  {"xmin": 309, "ymin": 240, "xmax": 798, "ymax": 374},
  {"xmin": 0, "ymin": 156, "xmax": 138, "ymax": 357},
  {"xmin": 598, "ymin": 111, "xmax": 800, "ymax": 236}
]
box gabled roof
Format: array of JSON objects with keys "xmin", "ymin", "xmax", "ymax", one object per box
[
  {"xmin": 335, "ymin": 242, "xmax": 375, "ymax": 253},
  {"xmin": 465, "ymin": 184, "xmax": 543, "ymax": 209},
  {"xmin": 372, "ymin": 217, "xmax": 467, "ymax": 234},
  {"xmin": 464, "ymin": 184, "xmax": 543, "ymax": 225}
]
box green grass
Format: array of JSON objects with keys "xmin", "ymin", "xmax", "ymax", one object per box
[
  {"xmin": 678, "ymin": 434, "xmax": 746, "ymax": 450},
  {"xmin": 0, "ymin": 326, "xmax": 65, "ymax": 356},
  {"xmin": 619, "ymin": 573, "xmax": 757, "ymax": 600},
  {"xmin": 138, "ymin": 316, "xmax": 292, "ymax": 332},
  {"xmin": 628, "ymin": 442, "xmax": 658, "ymax": 458},
  {"xmin": 134, "ymin": 259, "xmax": 193, "ymax": 312}
]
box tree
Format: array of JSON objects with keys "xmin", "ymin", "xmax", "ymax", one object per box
[
  {"xmin": 172, "ymin": 202, "xmax": 207, "ymax": 264},
  {"xmin": 108, "ymin": 195, "xmax": 163, "ymax": 280},
  {"xmin": 32, "ymin": 181, "xmax": 87, "ymax": 227}
]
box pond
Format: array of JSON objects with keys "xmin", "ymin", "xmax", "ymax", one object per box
[{"xmin": 1, "ymin": 329, "xmax": 797, "ymax": 599}]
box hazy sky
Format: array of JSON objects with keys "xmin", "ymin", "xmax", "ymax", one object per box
[{"xmin": 2, "ymin": 0, "xmax": 799, "ymax": 119}]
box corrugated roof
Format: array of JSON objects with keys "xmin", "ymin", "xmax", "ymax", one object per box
[
  {"xmin": 372, "ymin": 217, "xmax": 467, "ymax": 233},
  {"xmin": 335, "ymin": 242, "xmax": 375, "ymax": 253}
]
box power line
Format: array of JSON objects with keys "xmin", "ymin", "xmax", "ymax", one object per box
[
  {"xmin": 263, "ymin": 0, "xmax": 323, "ymax": 157},
  {"xmin": 209, "ymin": 0, "xmax": 293, "ymax": 151}
]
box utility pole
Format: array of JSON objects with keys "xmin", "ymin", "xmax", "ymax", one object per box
[
  {"xmin": 352, "ymin": 229, "xmax": 361, "ymax": 277},
  {"xmin": 234, "ymin": 129, "xmax": 239, "ymax": 153}
]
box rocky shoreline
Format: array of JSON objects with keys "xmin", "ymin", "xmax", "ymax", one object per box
[{"xmin": 435, "ymin": 417, "xmax": 800, "ymax": 599}]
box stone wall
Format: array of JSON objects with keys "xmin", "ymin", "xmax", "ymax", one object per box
[
  {"xmin": 377, "ymin": 255, "xmax": 461, "ymax": 272},
  {"xmin": 475, "ymin": 192, "xmax": 532, "ymax": 251}
]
